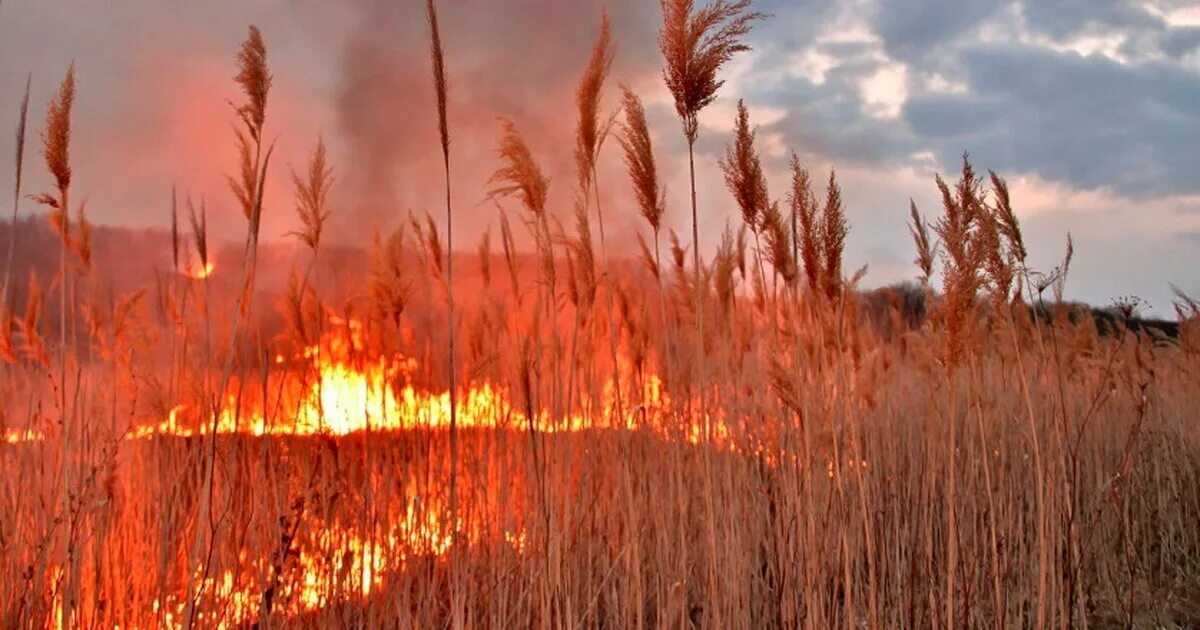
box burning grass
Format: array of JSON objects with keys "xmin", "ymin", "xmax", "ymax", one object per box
[{"xmin": 3, "ymin": 4, "xmax": 1200, "ymax": 628}]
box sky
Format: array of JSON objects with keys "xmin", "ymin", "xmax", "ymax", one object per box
[{"xmin": 0, "ymin": 0, "xmax": 1198, "ymax": 316}]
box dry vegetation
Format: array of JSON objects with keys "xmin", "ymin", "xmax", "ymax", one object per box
[{"xmin": 3, "ymin": 2, "xmax": 1200, "ymax": 628}]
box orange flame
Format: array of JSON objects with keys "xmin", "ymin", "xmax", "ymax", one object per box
[{"xmin": 181, "ymin": 260, "xmax": 215, "ymax": 279}]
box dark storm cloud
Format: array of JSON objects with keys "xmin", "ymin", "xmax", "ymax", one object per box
[
  {"xmin": 757, "ymin": 77, "xmax": 913, "ymax": 167},
  {"xmin": 870, "ymin": 0, "xmax": 1004, "ymax": 62},
  {"xmin": 904, "ymin": 44, "xmax": 1200, "ymax": 198},
  {"xmin": 712, "ymin": 0, "xmax": 1200, "ymax": 198},
  {"xmin": 1160, "ymin": 26, "xmax": 1200, "ymax": 58},
  {"xmin": 1021, "ymin": 0, "xmax": 1165, "ymax": 40}
]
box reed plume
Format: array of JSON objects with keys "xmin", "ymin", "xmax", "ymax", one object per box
[
  {"xmin": 933, "ymin": 157, "xmax": 984, "ymax": 364},
  {"xmin": 488, "ymin": 119, "xmax": 548, "ymax": 221},
  {"xmin": 988, "ymin": 171, "xmax": 1025, "ymax": 264},
  {"xmin": 288, "ymin": 136, "xmax": 333, "ymax": 253},
  {"xmin": 819, "ymin": 169, "xmax": 846, "ymax": 301},
  {"xmin": 721, "ymin": 99, "xmax": 772, "ymax": 309},
  {"xmin": 1052, "ymin": 233, "xmax": 1073, "ymax": 303},
  {"xmin": 659, "ymin": 0, "xmax": 762, "ymax": 143},
  {"xmin": 19, "ymin": 268, "xmax": 46, "ymax": 367},
  {"xmin": 721, "ymin": 99, "xmax": 768, "ymax": 234},
  {"xmin": 234, "ymin": 26, "xmax": 270, "ymax": 142},
  {"xmin": 619, "ymin": 85, "xmax": 667, "ymax": 324},
  {"xmin": 228, "ymin": 26, "xmax": 273, "ymax": 234},
  {"xmin": 188, "ymin": 197, "xmax": 209, "ymax": 271},
  {"xmin": 369, "ymin": 228, "xmax": 411, "ymax": 328},
  {"xmin": 427, "ymin": 0, "xmax": 449, "ymax": 165},
  {"xmin": 42, "ymin": 68, "xmax": 74, "ymax": 201},
  {"xmin": 789, "ymin": 154, "xmax": 821, "ymax": 293},
  {"xmin": 575, "ymin": 11, "xmax": 614, "ymax": 194},
  {"xmin": 762, "ymin": 200, "xmax": 796, "ymax": 286},
  {"xmin": 617, "ymin": 84, "xmax": 672, "ymax": 387},
  {"xmin": 618, "ymin": 87, "xmax": 664, "ymax": 235},
  {"xmin": 907, "ymin": 200, "xmax": 936, "ymax": 285},
  {"xmin": 713, "ymin": 222, "xmax": 738, "ymax": 314},
  {"xmin": 976, "ymin": 198, "xmax": 1013, "ymax": 304},
  {"xmin": 34, "ymin": 67, "xmax": 75, "ymax": 245},
  {"xmin": 660, "ymin": 0, "xmax": 761, "ymax": 408}
]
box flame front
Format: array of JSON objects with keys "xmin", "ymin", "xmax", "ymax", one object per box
[{"xmin": 136, "ymin": 317, "xmax": 723, "ymax": 442}]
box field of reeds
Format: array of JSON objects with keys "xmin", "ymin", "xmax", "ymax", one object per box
[{"xmin": 2, "ymin": 1, "xmax": 1199, "ymax": 627}]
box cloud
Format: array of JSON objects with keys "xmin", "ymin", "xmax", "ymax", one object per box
[
  {"xmin": 871, "ymin": 0, "xmax": 1004, "ymax": 62},
  {"xmin": 904, "ymin": 44, "xmax": 1200, "ymax": 198}
]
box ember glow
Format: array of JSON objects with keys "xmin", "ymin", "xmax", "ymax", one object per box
[{"xmin": 181, "ymin": 260, "xmax": 215, "ymax": 279}]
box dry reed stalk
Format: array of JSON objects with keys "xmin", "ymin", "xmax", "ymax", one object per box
[
  {"xmin": 422, "ymin": 7, "xmax": 460, "ymax": 606},
  {"xmin": 572, "ymin": 12, "xmax": 624, "ymax": 426},
  {"xmin": 659, "ymin": 0, "xmax": 762, "ymax": 384},
  {"xmin": 488, "ymin": 118, "xmax": 558, "ymax": 574},
  {"xmin": 29, "ymin": 64, "xmax": 82, "ymax": 625},
  {"xmin": 618, "ymin": 86, "xmax": 670, "ymax": 383},
  {"xmin": 187, "ymin": 27, "xmax": 274, "ymax": 628},
  {"xmin": 488, "ymin": 118, "xmax": 556, "ymax": 336},
  {"xmin": 659, "ymin": 8, "xmax": 761, "ymax": 612},
  {"xmin": 2, "ymin": 75, "xmax": 31, "ymax": 309},
  {"xmin": 33, "ymin": 65, "xmax": 74, "ymax": 352}
]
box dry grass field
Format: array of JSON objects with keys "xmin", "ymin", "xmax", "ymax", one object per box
[{"xmin": 2, "ymin": 1, "xmax": 1199, "ymax": 627}]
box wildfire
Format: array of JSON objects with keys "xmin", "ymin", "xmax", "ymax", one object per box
[
  {"xmin": 129, "ymin": 317, "xmax": 723, "ymax": 442},
  {"xmin": 4, "ymin": 317, "xmax": 741, "ymax": 621},
  {"xmin": 15, "ymin": 317, "xmax": 737, "ymax": 447}
]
